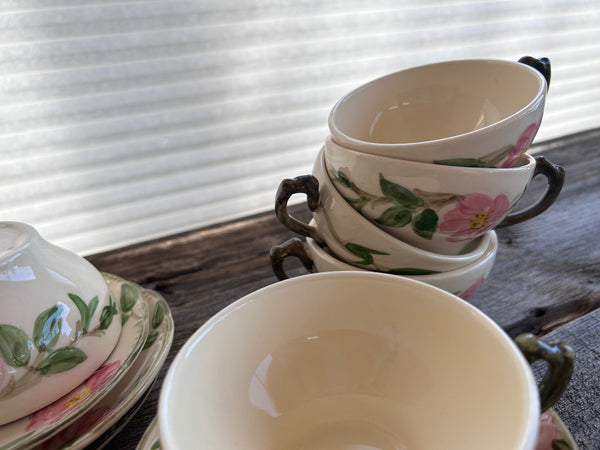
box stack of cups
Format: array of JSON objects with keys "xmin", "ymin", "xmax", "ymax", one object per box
[{"xmin": 272, "ymin": 56, "xmax": 565, "ymax": 300}]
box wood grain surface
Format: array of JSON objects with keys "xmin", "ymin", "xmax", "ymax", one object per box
[{"xmin": 87, "ymin": 127, "xmax": 600, "ymax": 449}]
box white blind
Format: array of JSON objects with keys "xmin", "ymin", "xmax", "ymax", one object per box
[{"xmin": 1, "ymin": 0, "xmax": 599, "ymax": 255}]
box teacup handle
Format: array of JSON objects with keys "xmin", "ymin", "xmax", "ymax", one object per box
[
  {"xmin": 515, "ymin": 333, "xmax": 574, "ymax": 412},
  {"xmin": 275, "ymin": 175, "xmax": 326, "ymax": 245},
  {"xmin": 269, "ymin": 238, "xmax": 316, "ymax": 280},
  {"xmin": 519, "ymin": 56, "xmax": 551, "ymax": 89},
  {"xmin": 498, "ymin": 156, "xmax": 565, "ymax": 228}
]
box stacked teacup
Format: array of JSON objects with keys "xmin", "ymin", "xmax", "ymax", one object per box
[{"xmin": 272, "ymin": 56, "xmax": 565, "ymax": 300}]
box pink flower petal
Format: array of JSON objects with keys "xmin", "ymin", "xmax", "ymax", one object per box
[{"xmin": 459, "ymin": 277, "xmax": 485, "ymax": 300}]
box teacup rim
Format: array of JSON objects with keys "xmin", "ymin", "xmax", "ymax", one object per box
[
  {"xmin": 305, "ymin": 228, "xmax": 497, "ymax": 280},
  {"xmin": 328, "ymin": 58, "xmax": 547, "ymax": 150},
  {"xmin": 159, "ymin": 270, "xmax": 540, "ymax": 450},
  {"xmin": 325, "ymin": 135, "xmax": 536, "ymax": 173}
]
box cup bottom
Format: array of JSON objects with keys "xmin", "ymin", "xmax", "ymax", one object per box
[{"xmin": 295, "ymin": 419, "xmax": 408, "ymax": 450}]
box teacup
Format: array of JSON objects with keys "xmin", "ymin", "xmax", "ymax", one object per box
[
  {"xmin": 276, "ymin": 149, "xmax": 491, "ymax": 273},
  {"xmin": 159, "ymin": 272, "xmax": 573, "ymax": 450},
  {"xmin": 0, "ymin": 222, "xmax": 122, "ymax": 425},
  {"xmin": 329, "ymin": 57, "xmax": 550, "ymax": 168},
  {"xmin": 324, "ymin": 136, "xmax": 565, "ymax": 254},
  {"xmin": 270, "ymin": 231, "xmax": 497, "ymax": 300}
]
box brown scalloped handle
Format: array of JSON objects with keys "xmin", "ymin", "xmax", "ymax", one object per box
[
  {"xmin": 519, "ymin": 56, "xmax": 551, "ymax": 89},
  {"xmin": 515, "ymin": 333, "xmax": 574, "ymax": 412},
  {"xmin": 269, "ymin": 238, "xmax": 316, "ymax": 280},
  {"xmin": 498, "ymin": 156, "xmax": 565, "ymax": 228},
  {"xmin": 274, "ymin": 175, "xmax": 325, "ymax": 245}
]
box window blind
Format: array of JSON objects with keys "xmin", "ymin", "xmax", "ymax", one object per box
[{"xmin": 1, "ymin": 0, "xmax": 599, "ymax": 255}]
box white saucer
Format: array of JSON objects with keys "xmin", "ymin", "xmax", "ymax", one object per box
[
  {"xmin": 30, "ymin": 274, "xmax": 174, "ymax": 450},
  {"xmin": 0, "ymin": 276, "xmax": 149, "ymax": 450},
  {"xmin": 136, "ymin": 417, "xmax": 160, "ymax": 450}
]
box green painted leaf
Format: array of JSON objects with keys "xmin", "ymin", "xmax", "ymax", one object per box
[
  {"xmin": 0, "ymin": 324, "xmax": 31, "ymax": 367},
  {"xmin": 143, "ymin": 331, "xmax": 160, "ymax": 350},
  {"xmin": 386, "ymin": 268, "xmax": 441, "ymax": 275},
  {"xmin": 36, "ymin": 346, "xmax": 87, "ymax": 375},
  {"xmin": 150, "ymin": 440, "xmax": 161, "ymax": 450},
  {"xmin": 121, "ymin": 312, "xmax": 130, "ymax": 326},
  {"xmin": 87, "ymin": 296, "xmax": 99, "ymax": 324},
  {"xmin": 375, "ymin": 206, "xmax": 412, "ymax": 227},
  {"xmin": 99, "ymin": 296, "xmax": 118, "ymax": 330},
  {"xmin": 152, "ymin": 300, "xmax": 166, "ymax": 329},
  {"xmin": 33, "ymin": 304, "xmax": 64, "ymax": 352},
  {"xmin": 346, "ymin": 196, "xmax": 370, "ymax": 211},
  {"xmin": 344, "ymin": 243, "xmax": 388, "ymax": 265},
  {"xmin": 68, "ymin": 293, "xmax": 91, "ymax": 334},
  {"xmin": 379, "ymin": 174, "xmax": 423, "ymax": 208},
  {"xmin": 412, "ymin": 208, "xmax": 439, "ymax": 240},
  {"xmin": 330, "ymin": 168, "xmax": 351, "ymax": 188},
  {"xmin": 120, "ymin": 284, "xmax": 139, "ymax": 313},
  {"xmin": 433, "ymin": 158, "xmax": 484, "ymax": 167}
]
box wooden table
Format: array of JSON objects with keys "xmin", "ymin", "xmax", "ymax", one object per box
[{"xmin": 88, "ymin": 127, "xmax": 600, "ymax": 449}]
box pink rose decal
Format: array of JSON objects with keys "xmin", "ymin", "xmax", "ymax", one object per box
[
  {"xmin": 536, "ymin": 412, "xmax": 559, "ymax": 450},
  {"xmin": 502, "ymin": 121, "xmax": 541, "ymax": 168},
  {"xmin": 40, "ymin": 405, "xmax": 111, "ymax": 450},
  {"xmin": 459, "ymin": 277, "xmax": 485, "ymax": 301},
  {"xmin": 25, "ymin": 360, "xmax": 121, "ymax": 432},
  {"xmin": 439, "ymin": 193, "xmax": 509, "ymax": 241}
]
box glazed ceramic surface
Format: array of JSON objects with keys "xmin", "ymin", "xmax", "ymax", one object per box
[
  {"xmin": 0, "ymin": 280, "xmax": 148, "ymax": 450},
  {"xmin": 160, "ymin": 272, "xmax": 540, "ymax": 450},
  {"xmin": 30, "ymin": 274, "xmax": 173, "ymax": 450},
  {"xmin": 328, "ymin": 58, "xmax": 547, "ymax": 168},
  {"xmin": 136, "ymin": 418, "xmax": 160, "ymax": 450},
  {"xmin": 324, "ymin": 138, "xmax": 540, "ymax": 254},
  {"xmin": 0, "ymin": 222, "xmax": 122, "ymax": 425},
  {"xmin": 309, "ymin": 149, "xmax": 490, "ymax": 272},
  {"xmin": 299, "ymin": 233, "xmax": 497, "ymax": 300},
  {"xmin": 140, "ymin": 409, "xmax": 579, "ymax": 450}
]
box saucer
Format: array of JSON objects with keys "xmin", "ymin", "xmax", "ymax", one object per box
[
  {"xmin": 31, "ymin": 274, "xmax": 174, "ymax": 450},
  {"xmin": 0, "ymin": 277, "xmax": 149, "ymax": 450},
  {"xmin": 136, "ymin": 417, "xmax": 160, "ymax": 450},
  {"xmin": 136, "ymin": 410, "xmax": 578, "ymax": 449}
]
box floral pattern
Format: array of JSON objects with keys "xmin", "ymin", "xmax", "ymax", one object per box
[
  {"xmin": 25, "ymin": 360, "xmax": 121, "ymax": 432},
  {"xmin": 459, "ymin": 277, "xmax": 485, "ymax": 301},
  {"xmin": 331, "ymin": 168, "xmax": 511, "ymax": 243},
  {"xmin": 39, "ymin": 405, "xmax": 111, "ymax": 450},
  {"xmin": 433, "ymin": 121, "xmax": 542, "ymax": 168},
  {"xmin": 438, "ymin": 193, "xmax": 509, "ymax": 241},
  {"xmin": 503, "ymin": 121, "xmax": 541, "ymax": 168},
  {"xmin": 0, "ymin": 292, "xmax": 119, "ymax": 401}
]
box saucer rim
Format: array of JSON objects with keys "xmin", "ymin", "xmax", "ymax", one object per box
[{"xmin": 60, "ymin": 274, "xmax": 174, "ymax": 449}]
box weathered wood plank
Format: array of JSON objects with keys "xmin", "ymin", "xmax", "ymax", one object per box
[{"xmin": 87, "ymin": 127, "xmax": 600, "ymax": 449}]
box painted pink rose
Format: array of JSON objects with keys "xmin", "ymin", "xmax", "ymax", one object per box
[
  {"xmin": 536, "ymin": 412, "xmax": 559, "ymax": 450},
  {"xmin": 459, "ymin": 277, "xmax": 485, "ymax": 301},
  {"xmin": 502, "ymin": 121, "xmax": 541, "ymax": 168},
  {"xmin": 25, "ymin": 360, "xmax": 121, "ymax": 432},
  {"xmin": 439, "ymin": 193, "xmax": 510, "ymax": 241},
  {"xmin": 40, "ymin": 405, "xmax": 111, "ymax": 450}
]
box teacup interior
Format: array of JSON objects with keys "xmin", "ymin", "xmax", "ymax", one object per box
[
  {"xmin": 332, "ymin": 60, "xmax": 544, "ymax": 144},
  {"xmin": 162, "ymin": 274, "xmax": 538, "ymax": 449}
]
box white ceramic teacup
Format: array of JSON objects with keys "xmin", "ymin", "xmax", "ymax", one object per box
[
  {"xmin": 270, "ymin": 231, "xmax": 497, "ymax": 300},
  {"xmin": 0, "ymin": 222, "xmax": 122, "ymax": 425},
  {"xmin": 159, "ymin": 272, "xmax": 573, "ymax": 450},
  {"xmin": 275, "ymin": 149, "xmax": 491, "ymax": 273},
  {"xmin": 324, "ymin": 136, "xmax": 565, "ymax": 255},
  {"xmin": 329, "ymin": 57, "xmax": 550, "ymax": 168}
]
